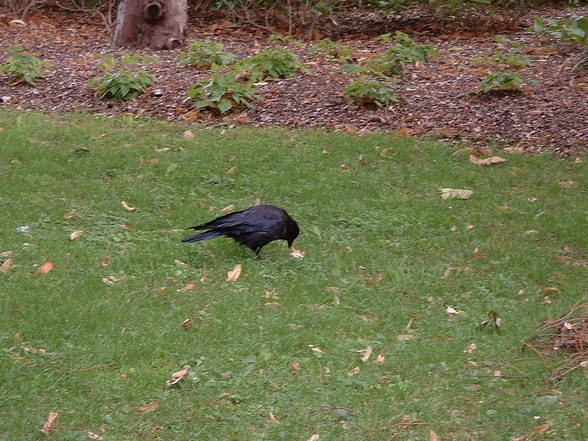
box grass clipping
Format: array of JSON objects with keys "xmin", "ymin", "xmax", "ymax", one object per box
[{"xmin": 525, "ymin": 300, "xmax": 588, "ymax": 382}]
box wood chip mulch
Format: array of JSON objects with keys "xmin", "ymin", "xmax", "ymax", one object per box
[{"xmin": 0, "ymin": 5, "xmax": 587, "ymax": 155}]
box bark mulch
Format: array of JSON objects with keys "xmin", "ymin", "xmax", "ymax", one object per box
[{"xmin": 1, "ymin": 5, "xmax": 587, "ymax": 155}]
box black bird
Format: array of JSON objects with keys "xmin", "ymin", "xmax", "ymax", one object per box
[{"xmin": 181, "ymin": 205, "xmax": 299, "ymax": 256}]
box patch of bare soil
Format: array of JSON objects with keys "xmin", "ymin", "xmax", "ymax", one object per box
[{"xmin": 0, "ymin": 5, "xmax": 587, "ymax": 154}]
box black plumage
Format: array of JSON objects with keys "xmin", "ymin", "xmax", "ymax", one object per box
[{"xmin": 181, "ymin": 205, "xmax": 299, "ymax": 256}]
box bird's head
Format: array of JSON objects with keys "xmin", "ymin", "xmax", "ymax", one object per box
[{"xmin": 286, "ymin": 220, "xmax": 300, "ymax": 248}]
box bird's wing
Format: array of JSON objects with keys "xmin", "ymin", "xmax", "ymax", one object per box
[{"xmin": 189, "ymin": 209, "xmax": 273, "ymax": 234}]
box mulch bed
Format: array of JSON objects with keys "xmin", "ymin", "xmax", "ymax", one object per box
[{"xmin": 1, "ymin": 5, "xmax": 587, "ymax": 155}]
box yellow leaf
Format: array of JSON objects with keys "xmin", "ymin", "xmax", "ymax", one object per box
[
  {"xmin": 121, "ymin": 201, "xmax": 136, "ymax": 211},
  {"xmin": 469, "ymin": 155, "xmax": 507, "ymax": 165},
  {"xmin": 33, "ymin": 261, "xmax": 54, "ymax": 277},
  {"xmin": 136, "ymin": 401, "xmax": 159, "ymax": 413},
  {"xmin": 41, "ymin": 412, "xmax": 60, "ymax": 434},
  {"xmin": 166, "ymin": 369, "xmax": 189, "ymax": 387},
  {"xmin": 1, "ymin": 258, "xmax": 12, "ymax": 274},
  {"xmin": 440, "ymin": 188, "xmax": 473, "ymax": 200},
  {"xmin": 70, "ymin": 230, "xmax": 84, "ymax": 240},
  {"xmin": 226, "ymin": 264, "xmax": 242, "ymax": 282},
  {"xmin": 222, "ymin": 204, "xmax": 236, "ymax": 214}
]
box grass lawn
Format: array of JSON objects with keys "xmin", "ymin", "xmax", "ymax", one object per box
[{"xmin": 0, "ymin": 110, "xmax": 586, "ymax": 441}]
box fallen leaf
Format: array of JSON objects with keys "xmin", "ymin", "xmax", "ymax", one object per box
[
  {"xmin": 429, "ymin": 430, "xmax": 438, "ymax": 441},
  {"xmin": 440, "ymin": 188, "xmax": 473, "ymax": 200},
  {"xmin": 310, "ymin": 346, "xmax": 327, "ymax": 355},
  {"xmin": 463, "ymin": 343, "xmax": 477, "ymax": 353},
  {"xmin": 269, "ymin": 411, "xmax": 280, "ymax": 424},
  {"xmin": 254, "ymin": 198, "xmax": 262, "ymax": 205},
  {"xmin": 183, "ymin": 130, "xmax": 194, "ymax": 140},
  {"xmin": 226, "ymin": 166, "xmax": 238, "ymax": 174},
  {"xmin": 41, "ymin": 412, "xmax": 59, "ymax": 434},
  {"xmin": 358, "ymin": 346, "xmax": 373, "ymax": 362},
  {"xmin": 347, "ymin": 366, "xmax": 360, "ymax": 376},
  {"xmin": 174, "ymin": 259, "xmax": 189, "ymax": 268},
  {"xmin": 176, "ymin": 283, "xmax": 204, "ymax": 293},
  {"xmin": 531, "ymin": 423, "xmax": 550, "ymax": 434},
  {"xmin": 291, "ymin": 362, "xmax": 301, "ymax": 373},
  {"xmin": 1, "ymin": 258, "xmax": 12, "ymax": 274},
  {"xmin": 146, "ymin": 158, "xmax": 160, "ymax": 164},
  {"xmin": 263, "ymin": 289, "xmax": 278, "ymax": 299},
  {"xmin": 527, "ymin": 197, "xmax": 538, "ymax": 202},
  {"xmin": 334, "ymin": 295, "xmax": 341, "ymax": 306},
  {"xmin": 98, "ymin": 256, "xmax": 111, "ymax": 267},
  {"xmin": 469, "ymin": 155, "xmax": 507, "ymax": 165},
  {"xmin": 499, "ymin": 204, "xmax": 509, "ymax": 211},
  {"xmin": 166, "ymin": 369, "xmax": 189, "ymax": 387},
  {"xmin": 559, "ymin": 181, "xmax": 576, "ymax": 188},
  {"xmin": 264, "ymin": 302, "xmax": 282, "ymax": 309},
  {"xmin": 450, "ymin": 225, "xmax": 458, "ymax": 232},
  {"xmin": 396, "ymin": 334, "xmax": 416, "ymax": 341},
  {"xmin": 472, "ymin": 248, "xmax": 488, "ymax": 259},
  {"xmin": 226, "ymin": 264, "xmax": 242, "ymax": 283},
  {"xmin": 136, "ymin": 401, "xmax": 160, "ymax": 413},
  {"xmin": 102, "ymin": 275, "xmax": 126, "ymax": 285},
  {"xmin": 523, "ymin": 230, "xmax": 538, "ymax": 235},
  {"xmin": 307, "ymin": 435, "xmax": 320, "ymax": 441},
  {"xmin": 33, "ymin": 261, "xmax": 54, "ymax": 277},
  {"xmin": 87, "ymin": 432, "xmax": 105, "ymax": 440},
  {"xmin": 360, "ymin": 315, "xmax": 378, "ymax": 322},
  {"xmin": 367, "ymin": 273, "xmax": 384, "ymax": 284},
  {"xmin": 221, "ymin": 204, "xmax": 236, "ymax": 214},
  {"xmin": 63, "ymin": 211, "xmax": 76, "ymax": 219},
  {"xmin": 574, "ymin": 157, "xmax": 583, "ymax": 164},
  {"xmin": 291, "ymin": 248, "xmax": 305, "ymax": 260},
  {"xmin": 446, "ymin": 306, "xmax": 458, "ymax": 314},
  {"xmin": 181, "ymin": 318, "xmax": 192, "ymax": 330},
  {"xmin": 121, "ymin": 201, "xmax": 136, "ymax": 211},
  {"xmin": 373, "ymin": 352, "xmax": 386, "ymax": 364},
  {"xmin": 542, "ymin": 287, "xmax": 560, "ymax": 295},
  {"xmin": 0, "ymin": 251, "xmax": 12, "ymax": 258},
  {"xmin": 70, "ymin": 230, "xmax": 84, "ymax": 240}
]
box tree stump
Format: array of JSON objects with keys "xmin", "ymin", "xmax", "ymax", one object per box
[{"xmin": 112, "ymin": 0, "xmax": 187, "ymax": 50}]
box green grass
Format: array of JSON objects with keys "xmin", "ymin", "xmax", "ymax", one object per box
[{"xmin": 0, "ymin": 110, "xmax": 586, "ymax": 441}]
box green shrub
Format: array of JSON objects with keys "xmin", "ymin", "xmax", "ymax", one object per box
[
  {"xmin": 268, "ymin": 34, "xmax": 304, "ymax": 46},
  {"xmin": 179, "ymin": 40, "xmax": 237, "ymax": 69},
  {"xmin": 237, "ymin": 48, "xmax": 309, "ymax": 81},
  {"xmin": 471, "ymin": 36, "xmax": 530, "ymax": 69},
  {"xmin": 344, "ymin": 76, "xmax": 399, "ymax": 107},
  {"xmin": 533, "ymin": 15, "xmax": 588, "ymax": 49},
  {"xmin": 186, "ymin": 72, "xmax": 260, "ymax": 113},
  {"xmin": 89, "ymin": 55, "xmax": 160, "ymax": 101},
  {"xmin": 0, "ymin": 48, "xmax": 51, "ymax": 85},
  {"xmin": 476, "ymin": 70, "xmax": 524, "ymax": 93},
  {"xmin": 308, "ymin": 38, "xmax": 354, "ymax": 61}
]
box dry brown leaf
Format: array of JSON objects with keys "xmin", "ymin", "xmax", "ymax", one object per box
[
  {"xmin": 396, "ymin": 334, "xmax": 417, "ymax": 341},
  {"xmin": 121, "ymin": 201, "xmax": 136, "ymax": 211},
  {"xmin": 254, "ymin": 198, "xmax": 262, "ymax": 205},
  {"xmin": 559, "ymin": 181, "xmax": 576, "ymax": 188},
  {"xmin": 440, "ymin": 188, "xmax": 474, "ymax": 200},
  {"xmin": 87, "ymin": 431, "xmax": 105, "ymax": 440},
  {"xmin": 290, "ymin": 248, "xmax": 305, "ymax": 260},
  {"xmin": 373, "ymin": 352, "xmax": 386, "ymax": 364},
  {"xmin": 347, "ymin": 366, "xmax": 360, "ymax": 376},
  {"xmin": 367, "ymin": 273, "xmax": 384, "ymax": 285},
  {"xmin": 523, "ymin": 230, "xmax": 538, "ymax": 235},
  {"xmin": 264, "ymin": 302, "xmax": 282, "ymax": 309},
  {"xmin": 1, "ymin": 258, "xmax": 12, "ymax": 274},
  {"xmin": 531, "ymin": 423, "xmax": 550, "ymax": 434},
  {"xmin": 102, "ymin": 275, "xmax": 126, "ymax": 285},
  {"xmin": 358, "ymin": 346, "xmax": 373, "ymax": 362},
  {"xmin": 310, "ymin": 346, "xmax": 327, "ymax": 355},
  {"xmin": 63, "ymin": 211, "xmax": 76, "ymax": 219},
  {"xmin": 222, "ymin": 204, "xmax": 236, "ymax": 214},
  {"xmin": 446, "ymin": 306, "xmax": 458, "ymax": 314},
  {"xmin": 450, "ymin": 225, "xmax": 458, "ymax": 232},
  {"xmin": 183, "ymin": 130, "xmax": 194, "ymax": 140},
  {"xmin": 41, "ymin": 412, "xmax": 60, "ymax": 434},
  {"xmin": 269, "ymin": 411, "xmax": 280, "ymax": 424},
  {"xmin": 291, "ymin": 362, "xmax": 301, "ymax": 373},
  {"xmin": 33, "ymin": 261, "xmax": 54, "ymax": 277},
  {"xmin": 166, "ymin": 369, "xmax": 189, "ymax": 387},
  {"xmin": 146, "ymin": 158, "xmax": 160, "ymax": 164},
  {"xmin": 0, "ymin": 251, "xmax": 12, "ymax": 258},
  {"xmin": 226, "ymin": 166, "xmax": 238, "ymax": 174},
  {"xmin": 334, "ymin": 295, "xmax": 341, "ymax": 306},
  {"xmin": 181, "ymin": 318, "xmax": 192, "ymax": 330},
  {"xmin": 226, "ymin": 264, "xmax": 242, "ymax": 283},
  {"xmin": 177, "ymin": 283, "xmax": 204, "ymax": 293},
  {"xmin": 574, "ymin": 157, "xmax": 583, "ymax": 164},
  {"xmin": 527, "ymin": 197, "xmax": 538, "ymax": 202},
  {"xmin": 466, "ymin": 224, "xmax": 474, "ymax": 230},
  {"xmin": 360, "ymin": 315, "xmax": 378, "ymax": 322},
  {"xmin": 98, "ymin": 256, "xmax": 111, "ymax": 267},
  {"xmin": 463, "ymin": 343, "xmax": 477, "ymax": 353},
  {"xmin": 307, "ymin": 435, "xmax": 320, "ymax": 441},
  {"xmin": 174, "ymin": 259, "xmax": 189, "ymax": 268},
  {"xmin": 263, "ymin": 289, "xmax": 278, "ymax": 299},
  {"xmin": 70, "ymin": 230, "xmax": 84, "ymax": 240},
  {"xmin": 472, "ymin": 248, "xmax": 488, "ymax": 259},
  {"xmin": 542, "ymin": 287, "xmax": 560, "ymax": 295},
  {"xmin": 136, "ymin": 401, "xmax": 160, "ymax": 413},
  {"xmin": 469, "ymin": 155, "xmax": 507, "ymax": 165},
  {"xmin": 429, "ymin": 430, "xmax": 438, "ymax": 441}
]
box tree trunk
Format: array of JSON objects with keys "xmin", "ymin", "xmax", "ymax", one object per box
[{"xmin": 112, "ymin": 0, "xmax": 187, "ymax": 50}]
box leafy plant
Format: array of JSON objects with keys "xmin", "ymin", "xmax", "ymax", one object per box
[
  {"xmin": 471, "ymin": 36, "xmax": 530, "ymax": 69},
  {"xmin": 268, "ymin": 34, "xmax": 304, "ymax": 46},
  {"xmin": 89, "ymin": 55, "xmax": 160, "ymax": 101},
  {"xmin": 344, "ymin": 76, "xmax": 399, "ymax": 107},
  {"xmin": 0, "ymin": 48, "xmax": 51, "ymax": 85},
  {"xmin": 308, "ymin": 38, "xmax": 353, "ymax": 61},
  {"xmin": 237, "ymin": 48, "xmax": 309, "ymax": 81},
  {"xmin": 186, "ymin": 72, "xmax": 260, "ymax": 113},
  {"xmin": 533, "ymin": 15, "xmax": 588, "ymax": 48},
  {"xmin": 476, "ymin": 70, "xmax": 524, "ymax": 93},
  {"xmin": 179, "ymin": 40, "xmax": 237, "ymax": 69}
]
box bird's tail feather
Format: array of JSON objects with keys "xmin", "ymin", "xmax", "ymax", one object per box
[{"xmin": 181, "ymin": 230, "xmax": 224, "ymax": 243}]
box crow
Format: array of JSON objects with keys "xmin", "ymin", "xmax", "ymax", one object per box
[{"xmin": 181, "ymin": 205, "xmax": 299, "ymax": 257}]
